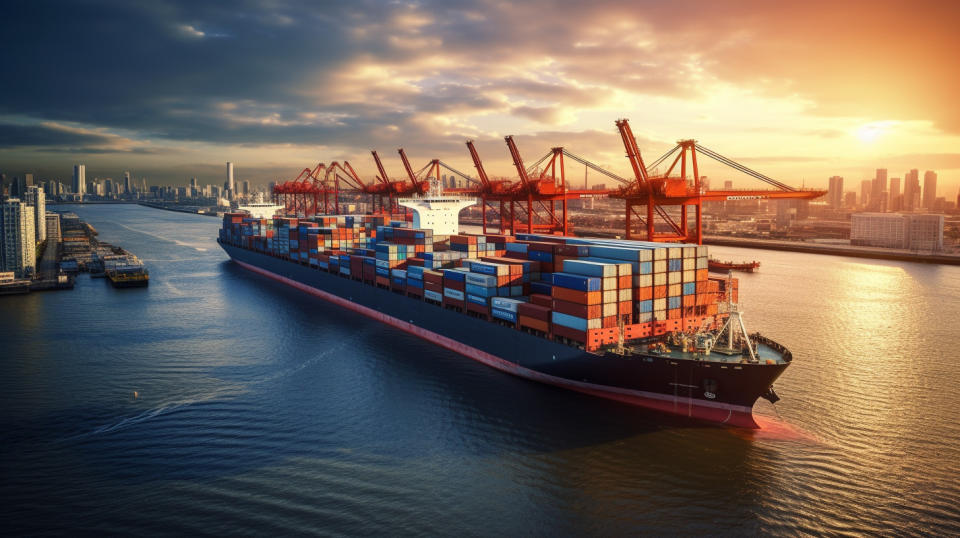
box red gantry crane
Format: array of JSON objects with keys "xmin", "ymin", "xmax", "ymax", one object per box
[{"xmin": 611, "ymin": 118, "xmax": 826, "ymax": 243}]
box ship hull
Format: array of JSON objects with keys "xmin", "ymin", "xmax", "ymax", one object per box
[{"xmin": 220, "ymin": 241, "xmax": 787, "ymax": 428}]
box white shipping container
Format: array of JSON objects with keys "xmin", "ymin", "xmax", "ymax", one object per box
[
  {"xmin": 668, "ymin": 247, "xmax": 682, "ymax": 259},
  {"xmin": 654, "ymin": 273, "xmax": 667, "ymax": 286},
  {"xmin": 602, "ymin": 276, "xmax": 618, "ymax": 290},
  {"xmin": 683, "ymin": 246, "xmax": 697, "ymax": 259},
  {"xmin": 636, "ymin": 311, "xmax": 654, "ymax": 322},
  {"xmin": 683, "ymin": 270, "xmax": 695, "ymax": 283},
  {"xmin": 636, "ymin": 274, "xmax": 653, "ymax": 287},
  {"xmin": 683, "ymin": 258, "xmax": 695, "ymax": 271},
  {"xmin": 602, "ymin": 290, "xmax": 618, "ymax": 304},
  {"xmin": 603, "ymin": 303, "xmax": 617, "ymax": 317},
  {"xmin": 668, "ymin": 283, "xmax": 682, "ymax": 297},
  {"xmin": 654, "ymin": 309, "xmax": 668, "ymax": 320},
  {"xmin": 696, "ymin": 257, "xmax": 708, "ymax": 270},
  {"xmin": 588, "ymin": 318, "xmax": 602, "ymax": 330},
  {"xmin": 654, "ymin": 298, "xmax": 667, "ymax": 311},
  {"xmin": 668, "ymin": 271, "xmax": 682, "ymax": 284},
  {"xmin": 696, "ymin": 245, "xmax": 708, "ymax": 257},
  {"xmin": 619, "ymin": 288, "xmax": 632, "ymax": 301},
  {"xmin": 653, "ymin": 260, "xmax": 667, "ymax": 273}
]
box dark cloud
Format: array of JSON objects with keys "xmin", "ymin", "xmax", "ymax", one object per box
[{"xmin": 1, "ymin": 0, "xmax": 957, "ymax": 180}]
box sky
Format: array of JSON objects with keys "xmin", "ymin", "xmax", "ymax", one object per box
[{"xmin": 2, "ymin": 0, "xmax": 959, "ymax": 198}]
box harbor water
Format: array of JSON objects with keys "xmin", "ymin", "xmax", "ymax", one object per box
[{"xmin": 2, "ymin": 204, "xmax": 958, "ymax": 535}]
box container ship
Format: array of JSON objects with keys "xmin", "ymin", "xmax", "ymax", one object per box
[{"xmin": 219, "ymin": 185, "xmax": 790, "ymax": 428}]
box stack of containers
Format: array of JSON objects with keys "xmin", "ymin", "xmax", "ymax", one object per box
[
  {"xmin": 491, "ymin": 297, "xmax": 523, "ymax": 325},
  {"xmin": 390, "ymin": 268, "xmax": 407, "ymax": 291},
  {"xmin": 406, "ymin": 265, "xmax": 425, "ymax": 297},
  {"xmin": 423, "ymin": 270, "xmax": 443, "ymax": 303},
  {"xmin": 562, "ymin": 259, "xmax": 632, "ymax": 328},
  {"xmin": 464, "ymin": 269, "xmax": 497, "ymax": 316},
  {"xmin": 549, "ymin": 271, "xmax": 602, "ymax": 343},
  {"xmin": 517, "ymin": 300, "xmax": 551, "ymax": 334},
  {"xmin": 441, "ymin": 268, "xmax": 467, "ymax": 309}
]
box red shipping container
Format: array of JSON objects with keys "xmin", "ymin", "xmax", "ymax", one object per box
[
  {"xmin": 518, "ymin": 315, "xmax": 549, "ymax": 332},
  {"xmin": 444, "ymin": 279, "xmax": 465, "ymax": 292},
  {"xmin": 518, "ymin": 302, "xmax": 551, "ymax": 321},
  {"xmin": 618, "ymin": 301, "xmax": 631, "ymax": 315},
  {"xmin": 551, "ymin": 324, "xmax": 586, "ymax": 343},
  {"xmin": 443, "ymin": 298, "xmax": 465, "ymax": 309},
  {"xmin": 529, "ymin": 294, "xmax": 552, "ymax": 307},
  {"xmin": 425, "ymin": 281, "xmax": 443, "ymax": 293},
  {"xmin": 618, "ymin": 275, "xmax": 631, "ymax": 289},
  {"xmin": 602, "ymin": 316, "xmax": 617, "ymax": 328},
  {"xmin": 552, "ymin": 299, "xmax": 601, "ymax": 319},
  {"xmin": 376, "ymin": 276, "xmax": 390, "ymax": 287},
  {"xmin": 653, "ymin": 285, "xmax": 667, "ymax": 299},
  {"xmin": 466, "ymin": 301, "xmax": 490, "ymax": 316},
  {"xmin": 668, "ymin": 308, "xmax": 681, "ymax": 319}
]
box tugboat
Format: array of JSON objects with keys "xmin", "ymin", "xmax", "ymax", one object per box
[{"xmin": 708, "ymin": 257, "xmax": 760, "ymax": 273}]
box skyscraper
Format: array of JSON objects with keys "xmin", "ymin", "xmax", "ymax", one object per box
[
  {"xmin": 827, "ymin": 176, "xmax": 844, "ymax": 208},
  {"xmin": 923, "ymin": 171, "xmax": 937, "ymax": 209},
  {"xmin": 903, "ymin": 169, "xmax": 920, "ymax": 211},
  {"xmin": 860, "ymin": 180, "xmax": 872, "ymax": 207},
  {"xmin": 226, "ymin": 162, "xmax": 235, "ymax": 199},
  {"xmin": 871, "ymin": 169, "xmax": 887, "ymax": 211},
  {"xmin": 242, "ymin": 180, "xmax": 249, "ymax": 196},
  {"xmin": 0, "ymin": 198, "xmax": 37, "ymax": 277},
  {"xmin": 889, "ymin": 177, "xmax": 901, "ymax": 211},
  {"xmin": 73, "ymin": 164, "xmax": 86, "ymax": 197},
  {"xmin": 123, "ymin": 171, "xmax": 131, "ymax": 194},
  {"xmin": 24, "ymin": 186, "xmax": 46, "ymax": 244}
]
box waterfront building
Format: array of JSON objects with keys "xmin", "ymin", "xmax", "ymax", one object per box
[
  {"xmin": 23, "ymin": 185, "xmax": 46, "ymax": 244},
  {"xmin": 851, "ymin": 213, "xmax": 944, "ymax": 251},
  {"xmin": 828, "ymin": 176, "xmax": 844, "ymax": 208},
  {"xmin": 73, "ymin": 164, "xmax": 86, "ymax": 197},
  {"xmin": 123, "ymin": 171, "xmax": 131, "ymax": 195},
  {"xmin": 843, "ymin": 191, "xmax": 857, "ymax": 208},
  {"xmin": 45, "ymin": 212, "xmax": 61, "ymax": 242},
  {"xmin": 860, "ymin": 180, "xmax": 871, "ymax": 207},
  {"xmin": 0, "ymin": 198, "xmax": 37, "ymax": 277},
  {"xmin": 923, "ymin": 171, "xmax": 937, "ymax": 209}
]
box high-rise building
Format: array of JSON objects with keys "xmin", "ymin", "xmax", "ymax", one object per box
[
  {"xmin": 860, "ymin": 180, "xmax": 872, "ymax": 207},
  {"xmin": 723, "ymin": 180, "xmax": 734, "ymax": 190},
  {"xmin": 242, "ymin": 180, "xmax": 250, "ymax": 196},
  {"xmin": 226, "ymin": 162, "xmax": 235, "ymax": 199},
  {"xmin": 23, "ymin": 186, "xmax": 46, "ymax": 244},
  {"xmin": 73, "ymin": 164, "xmax": 86, "ymax": 197},
  {"xmin": 0, "ymin": 198, "xmax": 37, "ymax": 277},
  {"xmin": 871, "ymin": 169, "xmax": 887, "ymax": 211},
  {"xmin": 123, "ymin": 171, "xmax": 131, "ymax": 195},
  {"xmin": 922, "ymin": 171, "xmax": 937, "ymax": 209},
  {"xmin": 903, "ymin": 169, "xmax": 920, "ymax": 211},
  {"xmin": 888, "ymin": 177, "xmax": 901, "ymax": 210},
  {"xmin": 844, "ymin": 192, "xmax": 857, "ymax": 208},
  {"xmin": 827, "ymin": 176, "xmax": 844, "ymax": 208},
  {"xmin": 45, "ymin": 212, "xmax": 61, "ymax": 242},
  {"xmin": 24, "ymin": 173, "xmax": 34, "ymax": 187}
]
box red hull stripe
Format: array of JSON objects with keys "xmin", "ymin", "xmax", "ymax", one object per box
[{"xmin": 234, "ymin": 259, "xmax": 759, "ymax": 428}]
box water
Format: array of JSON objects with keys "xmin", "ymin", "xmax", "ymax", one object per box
[{"xmin": 2, "ymin": 204, "xmax": 958, "ymax": 535}]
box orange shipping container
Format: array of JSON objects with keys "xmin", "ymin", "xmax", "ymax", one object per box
[
  {"xmin": 654, "ymin": 285, "xmax": 667, "ymax": 299},
  {"xmin": 518, "ymin": 315, "xmax": 549, "ymax": 333},
  {"xmin": 683, "ymin": 295, "xmax": 696, "ymax": 307},
  {"xmin": 618, "ymin": 275, "xmax": 631, "ymax": 289},
  {"xmin": 636, "ymin": 286, "xmax": 653, "ymax": 301},
  {"xmin": 552, "ymin": 286, "xmax": 602, "ymax": 305}
]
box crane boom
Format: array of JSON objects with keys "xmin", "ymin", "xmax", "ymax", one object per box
[
  {"xmin": 466, "ymin": 140, "xmax": 491, "ymax": 187},
  {"xmin": 505, "ymin": 136, "xmax": 532, "ymax": 189},
  {"xmin": 397, "ymin": 148, "xmax": 421, "ymax": 189},
  {"xmin": 370, "ymin": 151, "xmax": 391, "ymax": 186}
]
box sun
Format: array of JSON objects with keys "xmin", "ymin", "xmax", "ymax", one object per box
[{"xmin": 855, "ymin": 121, "xmax": 898, "ymax": 144}]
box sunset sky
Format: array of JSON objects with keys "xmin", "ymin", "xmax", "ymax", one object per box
[{"xmin": 2, "ymin": 0, "xmax": 959, "ymax": 197}]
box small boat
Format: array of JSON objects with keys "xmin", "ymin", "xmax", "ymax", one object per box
[
  {"xmin": 104, "ymin": 254, "xmax": 150, "ymax": 288},
  {"xmin": 708, "ymin": 258, "xmax": 760, "ymax": 273}
]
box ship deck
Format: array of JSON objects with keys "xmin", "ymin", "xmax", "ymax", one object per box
[{"xmin": 636, "ymin": 341, "xmax": 788, "ymax": 365}]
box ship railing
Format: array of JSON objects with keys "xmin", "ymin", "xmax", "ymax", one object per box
[{"xmin": 750, "ymin": 332, "xmax": 792, "ymax": 362}]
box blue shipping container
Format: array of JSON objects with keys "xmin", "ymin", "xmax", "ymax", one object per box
[
  {"xmin": 552, "ymin": 311, "xmax": 587, "ymax": 331},
  {"xmin": 491, "ymin": 308, "xmax": 517, "ymax": 323},
  {"xmin": 551, "ymin": 272, "xmax": 601, "ymax": 292}
]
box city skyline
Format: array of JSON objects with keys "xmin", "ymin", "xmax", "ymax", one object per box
[{"xmin": 1, "ymin": 1, "xmax": 959, "ymax": 195}]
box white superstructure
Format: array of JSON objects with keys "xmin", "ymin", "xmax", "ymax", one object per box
[{"xmin": 398, "ymin": 178, "xmax": 477, "ymax": 236}]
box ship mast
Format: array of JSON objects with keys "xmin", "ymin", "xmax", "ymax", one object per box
[{"xmin": 715, "ymin": 272, "xmax": 757, "ymax": 362}]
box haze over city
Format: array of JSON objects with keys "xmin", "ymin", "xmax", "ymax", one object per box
[{"xmin": 2, "ymin": 0, "xmax": 959, "ymax": 196}]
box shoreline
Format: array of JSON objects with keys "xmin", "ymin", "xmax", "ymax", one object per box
[
  {"xmin": 702, "ymin": 236, "xmax": 960, "ymax": 266},
  {"xmin": 138, "ymin": 202, "xmax": 221, "ymax": 217}
]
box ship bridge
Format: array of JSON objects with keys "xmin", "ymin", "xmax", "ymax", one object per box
[{"xmin": 398, "ymin": 179, "xmax": 477, "ymax": 236}]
